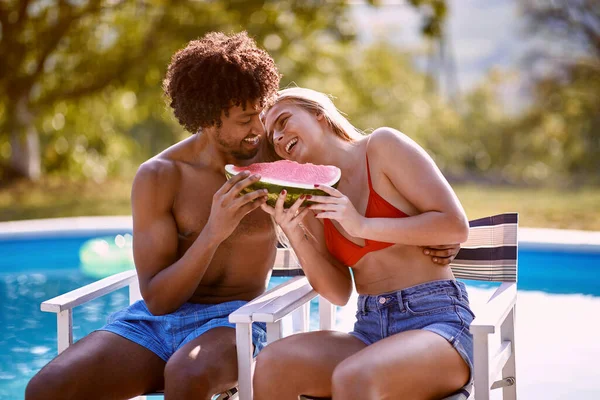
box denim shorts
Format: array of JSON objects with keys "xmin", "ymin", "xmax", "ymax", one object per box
[
  {"xmin": 99, "ymin": 300, "xmax": 267, "ymax": 362},
  {"xmin": 349, "ymin": 280, "xmax": 475, "ymax": 398}
]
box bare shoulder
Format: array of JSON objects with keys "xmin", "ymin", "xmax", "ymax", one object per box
[
  {"xmin": 132, "ymin": 156, "xmax": 181, "ymax": 207},
  {"xmin": 135, "ymin": 156, "xmax": 180, "ymax": 187},
  {"xmin": 134, "ymin": 135, "xmax": 194, "ymax": 183},
  {"xmin": 371, "ymin": 126, "xmax": 402, "ymax": 139},
  {"xmin": 367, "ymin": 127, "xmax": 424, "ymax": 157}
]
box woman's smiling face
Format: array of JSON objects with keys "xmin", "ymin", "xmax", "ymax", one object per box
[{"xmin": 264, "ymin": 101, "xmax": 324, "ymax": 163}]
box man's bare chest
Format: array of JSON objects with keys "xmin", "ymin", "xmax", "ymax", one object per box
[{"xmin": 173, "ymin": 184, "xmax": 273, "ymax": 242}]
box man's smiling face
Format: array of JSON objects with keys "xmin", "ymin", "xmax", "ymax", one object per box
[{"xmin": 214, "ymin": 100, "xmax": 265, "ymax": 160}]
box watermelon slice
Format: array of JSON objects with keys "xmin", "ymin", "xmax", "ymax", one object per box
[{"xmin": 224, "ymin": 160, "xmax": 341, "ymax": 208}]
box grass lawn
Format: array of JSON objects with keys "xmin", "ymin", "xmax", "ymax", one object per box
[
  {"xmin": 456, "ymin": 184, "xmax": 600, "ymax": 231},
  {"xmin": 1, "ymin": 177, "xmax": 599, "ymax": 231},
  {"xmin": 0, "ymin": 177, "xmax": 133, "ymax": 222}
]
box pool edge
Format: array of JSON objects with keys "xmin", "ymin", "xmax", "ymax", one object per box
[{"xmin": 1, "ymin": 216, "xmax": 600, "ymax": 252}]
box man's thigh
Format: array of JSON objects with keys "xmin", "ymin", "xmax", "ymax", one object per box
[
  {"xmin": 28, "ymin": 330, "xmax": 165, "ymax": 400},
  {"xmin": 166, "ymin": 327, "xmax": 239, "ymax": 394}
]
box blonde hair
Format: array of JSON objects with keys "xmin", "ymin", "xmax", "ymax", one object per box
[
  {"xmin": 265, "ymin": 87, "xmax": 363, "ymax": 257},
  {"xmin": 265, "ymin": 87, "xmax": 364, "ymax": 142}
]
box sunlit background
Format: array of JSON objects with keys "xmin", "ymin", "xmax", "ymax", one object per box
[{"xmin": 1, "ymin": 0, "xmax": 599, "ymax": 228}]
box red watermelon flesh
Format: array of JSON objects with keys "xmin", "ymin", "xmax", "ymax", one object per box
[{"xmin": 224, "ymin": 160, "xmax": 341, "ymax": 207}]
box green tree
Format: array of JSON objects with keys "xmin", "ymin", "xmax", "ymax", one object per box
[
  {"xmin": 0, "ymin": 0, "xmax": 359, "ymax": 181},
  {"xmin": 518, "ymin": 0, "xmax": 600, "ymax": 184},
  {"xmin": 286, "ymin": 41, "xmax": 468, "ymax": 174}
]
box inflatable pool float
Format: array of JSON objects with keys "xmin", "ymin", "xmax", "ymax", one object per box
[{"xmin": 79, "ymin": 234, "xmax": 135, "ymax": 278}]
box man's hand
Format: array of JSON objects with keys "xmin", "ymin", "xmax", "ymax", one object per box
[
  {"xmin": 421, "ymin": 244, "xmax": 461, "ymax": 265},
  {"xmin": 205, "ymin": 171, "xmax": 268, "ymax": 243}
]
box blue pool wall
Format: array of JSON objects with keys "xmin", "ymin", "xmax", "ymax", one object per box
[{"xmin": 1, "ymin": 217, "xmax": 600, "ymax": 296}]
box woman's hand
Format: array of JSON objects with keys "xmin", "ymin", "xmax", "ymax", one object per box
[
  {"xmin": 309, "ymin": 184, "xmax": 365, "ymax": 237},
  {"xmin": 260, "ymin": 190, "xmax": 311, "ymax": 241}
]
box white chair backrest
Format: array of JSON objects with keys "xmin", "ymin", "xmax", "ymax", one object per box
[{"xmin": 450, "ymin": 213, "xmax": 518, "ymax": 283}]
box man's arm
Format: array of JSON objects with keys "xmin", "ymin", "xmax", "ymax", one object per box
[
  {"xmin": 421, "ymin": 244, "xmax": 461, "ymax": 265},
  {"xmin": 131, "ymin": 160, "xmax": 221, "ymax": 315},
  {"xmin": 131, "ymin": 161, "xmax": 268, "ymax": 315}
]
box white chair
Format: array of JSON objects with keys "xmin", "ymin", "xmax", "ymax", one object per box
[
  {"xmin": 39, "ymin": 245, "xmax": 306, "ymax": 400},
  {"xmin": 40, "ymin": 213, "xmax": 517, "ymax": 400},
  {"xmin": 229, "ymin": 213, "xmax": 519, "ymax": 400},
  {"xmin": 40, "ymin": 271, "xmax": 242, "ymax": 399}
]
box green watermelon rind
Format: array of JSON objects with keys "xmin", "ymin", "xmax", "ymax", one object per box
[{"xmin": 224, "ymin": 165, "xmax": 340, "ymax": 208}]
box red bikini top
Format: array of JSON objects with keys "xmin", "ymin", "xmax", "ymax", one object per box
[{"xmin": 323, "ymin": 155, "xmax": 409, "ymax": 266}]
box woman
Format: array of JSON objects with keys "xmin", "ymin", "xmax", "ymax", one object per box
[{"xmin": 255, "ymin": 87, "xmax": 474, "ymax": 400}]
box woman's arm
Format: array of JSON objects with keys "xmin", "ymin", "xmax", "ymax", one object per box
[
  {"xmin": 311, "ymin": 128, "xmax": 469, "ymax": 246},
  {"xmin": 262, "ymin": 196, "xmax": 353, "ymax": 306},
  {"xmin": 360, "ymin": 127, "xmax": 469, "ymax": 245}
]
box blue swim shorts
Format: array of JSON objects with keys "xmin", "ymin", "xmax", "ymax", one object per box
[
  {"xmin": 98, "ymin": 300, "xmax": 267, "ymax": 362},
  {"xmin": 349, "ymin": 279, "xmax": 475, "ymax": 399}
]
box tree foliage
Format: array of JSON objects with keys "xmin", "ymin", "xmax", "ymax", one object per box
[
  {"xmin": 0, "ymin": 0, "xmax": 359, "ymax": 181},
  {"xmin": 0, "ymin": 0, "xmax": 598, "ymax": 187},
  {"xmin": 516, "ymin": 0, "xmax": 600, "ymax": 184}
]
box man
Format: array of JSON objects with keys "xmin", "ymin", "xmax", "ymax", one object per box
[{"xmin": 26, "ymin": 31, "xmax": 458, "ymax": 400}]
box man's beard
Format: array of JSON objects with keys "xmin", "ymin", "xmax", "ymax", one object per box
[
  {"xmin": 215, "ymin": 129, "xmax": 259, "ymax": 160},
  {"xmin": 231, "ymin": 148, "xmax": 258, "ymax": 160}
]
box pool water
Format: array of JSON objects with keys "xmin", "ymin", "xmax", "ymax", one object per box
[{"xmin": 1, "ymin": 234, "xmax": 599, "ymax": 399}]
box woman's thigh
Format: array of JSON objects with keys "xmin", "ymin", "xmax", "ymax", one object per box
[
  {"xmin": 253, "ymin": 330, "xmax": 367, "ymax": 400},
  {"xmin": 333, "ymin": 329, "xmax": 470, "ymax": 400}
]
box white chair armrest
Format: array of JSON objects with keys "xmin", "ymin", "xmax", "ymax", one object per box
[
  {"xmin": 470, "ymin": 282, "xmax": 517, "ymax": 335},
  {"xmin": 230, "ymin": 275, "xmax": 315, "ymax": 400},
  {"xmin": 253, "ymin": 283, "xmax": 316, "ymax": 323},
  {"xmin": 41, "ymin": 269, "xmax": 138, "ymax": 314},
  {"xmin": 229, "ymin": 276, "xmax": 316, "ymax": 324}
]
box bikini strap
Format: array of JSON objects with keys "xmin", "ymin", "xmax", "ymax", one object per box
[{"xmin": 365, "ymin": 137, "xmax": 374, "ymax": 190}]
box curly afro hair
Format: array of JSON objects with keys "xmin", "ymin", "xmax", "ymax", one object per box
[{"xmin": 163, "ymin": 31, "xmax": 281, "ymax": 133}]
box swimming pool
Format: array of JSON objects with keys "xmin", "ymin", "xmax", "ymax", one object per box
[{"xmin": 1, "ymin": 219, "xmax": 599, "ymax": 399}]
